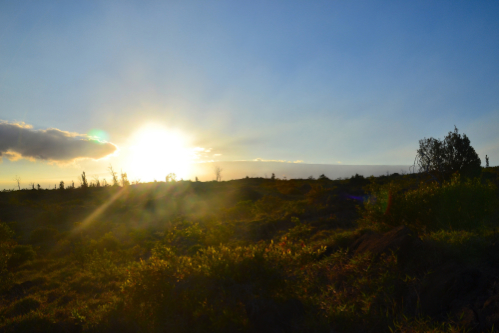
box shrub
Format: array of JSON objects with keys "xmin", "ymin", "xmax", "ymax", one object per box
[
  {"xmin": 361, "ymin": 173, "xmax": 496, "ymax": 232},
  {"xmin": 252, "ymin": 195, "xmax": 284, "ymax": 218},
  {"xmin": 91, "ymin": 232, "xmax": 120, "ymax": 252},
  {"xmin": 120, "ymin": 240, "xmax": 326, "ymax": 332},
  {"xmin": 29, "ymin": 227, "xmax": 59, "ymax": 245},
  {"xmin": 8, "ymin": 244, "xmax": 36, "ymax": 268},
  {"xmin": 0, "ymin": 222, "xmax": 16, "ymax": 292},
  {"xmin": 0, "ymin": 222, "xmax": 15, "ymax": 242},
  {"xmin": 4, "ymin": 296, "xmax": 41, "ymax": 318}
]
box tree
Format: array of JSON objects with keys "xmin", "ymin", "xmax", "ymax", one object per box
[
  {"xmin": 13, "ymin": 176, "xmax": 20, "ymax": 191},
  {"xmin": 108, "ymin": 165, "xmax": 119, "ymax": 186},
  {"xmin": 59, "ymin": 181, "xmax": 65, "ymax": 190},
  {"xmin": 80, "ymin": 171, "xmax": 88, "ymax": 189},
  {"xmin": 415, "ymin": 126, "xmax": 481, "ymax": 181},
  {"xmin": 121, "ymin": 170, "xmax": 130, "ymax": 187},
  {"xmin": 318, "ymin": 174, "xmax": 330, "ymax": 180},
  {"xmin": 92, "ymin": 175, "xmax": 101, "ymax": 188},
  {"xmin": 486, "ymin": 155, "xmax": 490, "ymax": 168},
  {"xmin": 214, "ymin": 166, "xmax": 223, "ymax": 182},
  {"xmin": 166, "ymin": 173, "xmax": 177, "ymax": 183}
]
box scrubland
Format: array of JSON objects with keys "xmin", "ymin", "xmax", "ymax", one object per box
[{"xmin": 0, "ymin": 168, "xmax": 498, "ymax": 332}]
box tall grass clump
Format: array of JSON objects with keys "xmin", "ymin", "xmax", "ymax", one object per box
[{"xmin": 361, "ymin": 173, "xmax": 496, "ymax": 232}]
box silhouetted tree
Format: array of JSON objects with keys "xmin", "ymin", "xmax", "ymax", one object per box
[
  {"xmin": 121, "ymin": 170, "xmax": 130, "ymax": 187},
  {"xmin": 13, "ymin": 175, "xmax": 20, "ymax": 191},
  {"xmin": 37, "ymin": 184, "xmax": 41, "ymax": 190},
  {"xmin": 108, "ymin": 165, "xmax": 119, "ymax": 186},
  {"xmin": 214, "ymin": 166, "xmax": 223, "ymax": 182},
  {"xmin": 486, "ymin": 155, "xmax": 490, "ymax": 168},
  {"xmin": 166, "ymin": 173, "xmax": 177, "ymax": 183},
  {"xmin": 80, "ymin": 172, "xmax": 88, "ymax": 189},
  {"xmin": 59, "ymin": 181, "xmax": 65, "ymax": 190},
  {"xmin": 92, "ymin": 175, "xmax": 101, "ymax": 187},
  {"xmin": 416, "ymin": 126, "xmax": 481, "ymax": 181},
  {"xmin": 271, "ymin": 173, "xmax": 276, "ymax": 180},
  {"xmin": 318, "ymin": 174, "xmax": 329, "ymax": 180}
]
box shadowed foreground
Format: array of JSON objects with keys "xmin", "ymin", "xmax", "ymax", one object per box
[{"xmin": 0, "ymin": 168, "xmax": 499, "ymax": 332}]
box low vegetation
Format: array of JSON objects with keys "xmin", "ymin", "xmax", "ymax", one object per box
[{"xmin": 0, "ymin": 165, "xmax": 498, "ymax": 332}]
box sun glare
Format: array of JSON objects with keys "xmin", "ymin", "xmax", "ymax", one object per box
[{"xmin": 128, "ymin": 125, "xmax": 193, "ymax": 181}]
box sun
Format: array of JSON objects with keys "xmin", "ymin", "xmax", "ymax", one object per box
[{"xmin": 128, "ymin": 124, "xmax": 193, "ymax": 181}]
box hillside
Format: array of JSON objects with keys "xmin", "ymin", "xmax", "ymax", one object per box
[{"xmin": 0, "ymin": 168, "xmax": 498, "ymax": 332}]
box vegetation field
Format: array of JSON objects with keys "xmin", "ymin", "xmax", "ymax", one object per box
[{"xmin": 1, "ymin": 168, "xmax": 499, "ymax": 332}]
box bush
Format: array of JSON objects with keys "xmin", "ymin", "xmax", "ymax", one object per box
[
  {"xmin": 0, "ymin": 222, "xmax": 15, "ymax": 242},
  {"xmin": 29, "ymin": 227, "xmax": 59, "ymax": 245},
  {"xmin": 120, "ymin": 241, "xmax": 326, "ymax": 332},
  {"xmin": 4, "ymin": 296, "xmax": 41, "ymax": 318},
  {"xmin": 361, "ymin": 173, "xmax": 496, "ymax": 232},
  {"xmin": 8, "ymin": 244, "xmax": 36, "ymax": 268},
  {"xmin": 0, "ymin": 222, "xmax": 16, "ymax": 292}
]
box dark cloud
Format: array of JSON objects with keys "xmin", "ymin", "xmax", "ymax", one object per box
[{"xmin": 0, "ymin": 121, "xmax": 118, "ymax": 162}]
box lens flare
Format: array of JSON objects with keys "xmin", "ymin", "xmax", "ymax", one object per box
[{"xmin": 88, "ymin": 129, "xmax": 110, "ymax": 142}]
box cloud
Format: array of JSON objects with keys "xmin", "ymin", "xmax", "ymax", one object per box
[{"xmin": 0, "ymin": 121, "xmax": 118, "ymax": 162}]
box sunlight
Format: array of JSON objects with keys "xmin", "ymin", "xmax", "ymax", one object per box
[{"xmin": 128, "ymin": 124, "xmax": 193, "ymax": 181}]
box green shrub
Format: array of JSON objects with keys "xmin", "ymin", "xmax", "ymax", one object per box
[
  {"xmin": 300, "ymin": 250, "xmax": 401, "ymax": 332},
  {"xmin": 361, "ymin": 173, "xmax": 496, "ymax": 232},
  {"xmin": 4, "ymin": 296, "xmax": 41, "ymax": 318},
  {"xmin": 91, "ymin": 232, "xmax": 120, "ymax": 252},
  {"xmin": 0, "ymin": 222, "xmax": 16, "ymax": 292},
  {"xmin": 223, "ymin": 200, "xmax": 254, "ymax": 220},
  {"xmin": 29, "ymin": 227, "xmax": 59, "ymax": 245},
  {"xmin": 8, "ymin": 244, "xmax": 36, "ymax": 268},
  {"xmin": 253, "ymin": 195, "xmax": 284, "ymax": 218},
  {"xmin": 0, "ymin": 222, "xmax": 15, "ymax": 242},
  {"xmin": 120, "ymin": 240, "xmax": 326, "ymax": 332}
]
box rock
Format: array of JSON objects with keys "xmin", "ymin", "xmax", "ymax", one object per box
[{"xmin": 351, "ymin": 225, "xmax": 422, "ymax": 268}]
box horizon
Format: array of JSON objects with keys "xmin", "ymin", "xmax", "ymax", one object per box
[{"xmin": 0, "ymin": 160, "xmax": 413, "ymax": 191}]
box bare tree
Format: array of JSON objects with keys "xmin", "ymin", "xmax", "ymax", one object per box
[
  {"xmin": 120, "ymin": 170, "xmax": 130, "ymax": 187},
  {"xmin": 80, "ymin": 171, "xmax": 88, "ymax": 188},
  {"xmin": 214, "ymin": 166, "xmax": 223, "ymax": 182},
  {"xmin": 29, "ymin": 182, "xmax": 35, "ymax": 190},
  {"xmin": 14, "ymin": 175, "xmax": 21, "ymax": 191},
  {"xmin": 108, "ymin": 165, "xmax": 119, "ymax": 186},
  {"xmin": 92, "ymin": 175, "xmax": 101, "ymax": 188}
]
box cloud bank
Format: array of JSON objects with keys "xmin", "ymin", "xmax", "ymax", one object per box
[{"xmin": 0, "ymin": 121, "xmax": 118, "ymax": 162}]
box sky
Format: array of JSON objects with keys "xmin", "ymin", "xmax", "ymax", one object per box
[{"xmin": 1, "ymin": 0, "xmax": 498, "ymax": 188}]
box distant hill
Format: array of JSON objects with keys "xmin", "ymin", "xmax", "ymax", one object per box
[{"xmin": 189, "ymin": 161, "xmax": 412, "ymax": 181}]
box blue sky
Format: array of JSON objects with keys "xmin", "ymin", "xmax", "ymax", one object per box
[{"xmin": 1, "ymin": 1, "xmax": 498, "ymax": 188}]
